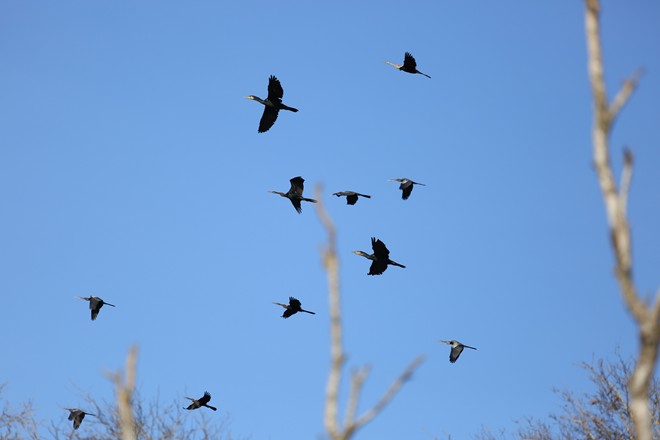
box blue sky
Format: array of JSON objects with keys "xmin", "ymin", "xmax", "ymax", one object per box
[{"xmin": 1, "ymin": 1, "xmax": 659, "ymax": 438}]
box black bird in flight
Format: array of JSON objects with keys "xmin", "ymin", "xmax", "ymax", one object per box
[
  {"xmin": 388, "ymin": 178, "xmax": 425, "ymax": 200},
  {"xmin": 332, "ymin": 191, "xmax": 371, "ymax": 205},
  {"xmin": 270, "ymin": 176, "xmax": 317, "ymax": 213},
  {"xmin": 385, "ymin": 52, "xmax": 431, "ymax": 78},
  {"xmin": 438, "ymin": 340, "xmax": 477, "ymax": 363},
  {"xmin": 246, "ymin": 75, "xmax": 298, "ymax": 133},
  {"xmin": 77, "ymin": 296, "xmax": 115, "ymax": 321},
  {"xmin": 65, "ymin": 408, "xmax": 96, "ymax": 430},
  {"xmin": 273, "ymin": 296, "xmax": 315, "ymax": 318},
  {"xmin": 184, "ymin": 391, "xmax": 217, "ymax": 411},
  {"xmin": 354, "ymin": 237, "xmax": 406, "ymax": 275}
]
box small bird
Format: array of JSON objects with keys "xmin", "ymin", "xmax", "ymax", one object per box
[
  {"xmin": 184, "ymin": 391, "xmax": 217, "ymax": 411},
  {"xmin": 246, "ymin": 75, "xmax": 298, "ymax": 133},
  {"xmin": 438, "ymin": 340, "xmax": 477, "ymax": 363},
  {"xmin": 65, "ymin": 408, "xmax": 95, "ymax": 430},
  {"xmin": 388, "ymin": 178, "xmax": 425, "ymax": 200},
  {"xmin": 354, "ymin": 237, "xmax": 406, "ymax": 276},
  {"xmin": 385, "ymin": 52, "xmax": 431, "ymax": 78},
  {"xmin": 332, "ymin": 191, "xmax": 371, "ymax": 205},
  {"xmin": 77, "ymin": 296, "xmax": 115, "ymax": 321},
  {"xmin": 273, "ymin": 297, "xmax": 315, "ymax": 318},
  {"xmin": 270, "ymin": 176, "xmax": 318, "ymax": 214}
]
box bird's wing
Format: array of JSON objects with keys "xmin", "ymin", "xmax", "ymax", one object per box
[
  {"xmin": 289, "ymin": 197, "xmax": 302, "ymax": 214},
  {"xmin": 450, "ymin": 345, "xmax": 464, "ymax": 363},
  {"xmin": 73, "ymin": 413, "xmax": 84, "ymax": 430},
  {"xmin": 88, "ymin": 297, "xmax": 101, "ymax": 310},
  {"xmin": 403, "ymin": 52, "xmax": 417, "ymax": 70},
  {"xmin": 282, "ymin": 308, "xmax": 295, "ymax": 318},
  {"xmin": 199, "ymin": 392, "xmax": 211, "ymax": 405},
  {"xmin": 267, "ymin": 75, "xmax": 284, "ymax": 101},
  {"xmin": 258, "ymin": 106, "xmax": 279, "ymax": 133},
  {"xmin": 289, "ymin": 176, "xmax": 305, "ymax": 196},
  {"xmin": 289, "ymin": 297, "xmax": 301, "ymax": 308},
  {"xmin": 401, "ymin": 184, "xmax": 414, "ymax": 200},
  {"xmin": 346, "ymin": 194, "xmax": 358, "ymax": 205},
  {"xmin": 369, "ymin": 259, "xmax": 388, "ymax": 276},
  {"xmin": 371, "ymin": 238, "xmax": 390, "ymax": 258}
]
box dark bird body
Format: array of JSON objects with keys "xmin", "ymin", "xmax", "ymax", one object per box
[
  {"xmin": 332, "ymin": 191, "xmax": 371, "ymax": 205},
  {"xmin": 184, "ymin": 391, "xmax": 217, "ymax": 411},
  {"xmin": 385, "ymin": 52, "xmax": 431, "ymax": 78},
  {"xmin": 77, "ymin": 296, "xmax": 115, "ymax": 320},
  {"xmin": 389, "ymin": 178, "xmax": 425, "ymax": 200},
  {"xmin": 246, "ymin": 75, "xmax": 298, "ymax": 133},
  {"xmin": 270, "ymin": 176, "xmax": 317, "ymax": 213},
  {"xmin": 273, "ymin": 296, "xmax": 315, "ymax": 318},
  {"xmin": 354, "ymin": 237, "xmax": 406, "ymax": 275},
  {"xmin": 65, "ymin": 408, "xmax": 95, "ymax": 430},
  {"xmin": 438, "ymin": 340, "xmax": 477, "ymax": 363}
]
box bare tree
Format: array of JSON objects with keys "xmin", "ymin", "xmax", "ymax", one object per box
[
  {"xmin": 584, "ymin": 1, "xmax": 660, "ymax": 439},
  {"xmin": 0, "ymin": 354, "xmax": 240, "ymax": 440},
  {"xmin": 474, "ymin": 353, "xmax": 660, "ymax": 440},
  {"xmin": 0, "ymin": 384, "xmax": 40, "ymax": 440},
  {"xmin": 315, "ymin": 187, "xmax": 425, "ymax": 440}
]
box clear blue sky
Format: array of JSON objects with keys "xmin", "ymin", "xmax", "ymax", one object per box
[{"xmin": 1, "ymin": 1, "xmax": 659, "ymax": 438}]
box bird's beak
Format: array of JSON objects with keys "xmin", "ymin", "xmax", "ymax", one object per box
[{"xmin": 437, "ymin": 340, "xmax": 450, "ymax": 345}]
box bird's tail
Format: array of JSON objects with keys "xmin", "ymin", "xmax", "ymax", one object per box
[
  {"xmin": 205, "ymin": 404, "xmax": 218, "ymax": 411},
  {"xmin": 301, "ymin": 197, "xmax": 317, "ymax": 203},
  {"xmin": 301, "ymin": 309, "xmax": 316, "ymax": 315},
  {"xmin": 359, "ymin": 194, "xmax": 371, "ymax": 198},
  {"xmin": 281, "ymin": 105, "xmax": 298, "ymax": 112},
  {"xmin": 390, "ymin": 260, "xmax": 406, "ymax": 269},
  {"xmin": 419, "ymin": 71, "xmax": 431, "ymax": 79}
]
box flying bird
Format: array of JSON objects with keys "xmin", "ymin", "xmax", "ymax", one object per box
[
  {"xmin": 184, "ymin": 391, "xmax": 217, "ymax": 411},
  {"xmin": 353, "ymin": 237, "xmax": 406, "ymax": 276},
  {"xmin": 332, "ymin": 191, "xmax": 371, "ymax": 205},
  {"xmin": 385, "ymin": 52, "xmax": 431, "ymax": 78},
  {"xmin": 273, "ymin": 296, "xmax": 315, "ymax": 318},
  {"xmin": 388, "ymin": 178, "xmax": 425, "ymax": 200},
  {"xmin": 270, "ymin": 176, "xmax": 317, "ymax": 213},
  {"xmin": 438, "ymin": 340, "xmax": 477, "ymax": 363},
  {"xmin": 246, "ymin": 75, "xmax": 298, "ymax": 133},
  {"xmin": 77, "ymin": 296, "xmax": 115, "ymax": 320},
  {"xmin": 65, "ymin": 408, "xmax": 95, "ymax": 430}
]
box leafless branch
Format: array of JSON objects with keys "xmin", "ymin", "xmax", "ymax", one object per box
[
  {"xmin": 584, "ymin": 1, "xmax": 660, "ymax": 439},
  {"xmin": 108, "ymin": 345, "xmax": 138, "ymax": 440},
  {"xmin": 315, "ymin": 185, "xmax": 425, "ymax": 440}
]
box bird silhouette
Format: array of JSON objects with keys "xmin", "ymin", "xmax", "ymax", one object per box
[
  {"xmin": 184, "ymin": 391, "xmax": 217, "ymax": 411},
  {"xmin": 270, "ymin": 176, "xmax": 317, "ymax": 213},
  {"xmin": 246, "ymin": 75, "xmax": 298, "ymax": 133},
  {"xmin": 65, "ymin": 408, "xmax": 95, "ymax": 430},
  {"xmin": 273, "ymin": 297, "xmax": 315, "ymax": 318},
  {"xmin": 388, "ymin": 178, "xmax": 425, "ymax": 200},
  {"xmin": 354, "ymin": 237, "xmax": 406, "ymax": 275},
  {"xmin": 385, "ymin": 52, "xmax": 431, "ymax": 78},
  {"xmin": 438, "ymin": 340, "xmax": 477, "ymax": 363},
  {"xmin": 77, "ymin": 296, "xmax": 115, "ymax": 320},
  {"xmin": 332, "ymin": 191, "xmax": 371, "ymax": 205}
]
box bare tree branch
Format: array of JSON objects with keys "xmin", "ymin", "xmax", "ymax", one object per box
[
  {"xmin": 315, "ymin": 185, "xmax": 425, "ymax": 440},
  {"xmin": 584, "ymin": 1, "xmax": 660, "ymax": 439},
  {"xmin": 108, "ymin": 345, "xmax": 138, "ymax": 440}
]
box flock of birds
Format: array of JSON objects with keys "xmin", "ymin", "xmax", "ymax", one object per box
[{"xmin": 64, "ymin": 52, "xmax": 476, "ymax": 432}]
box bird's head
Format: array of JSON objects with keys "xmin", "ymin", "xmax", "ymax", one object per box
[{"xmin": 438, "ymin": 340, "xmax": 452, "ymax": 345}]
